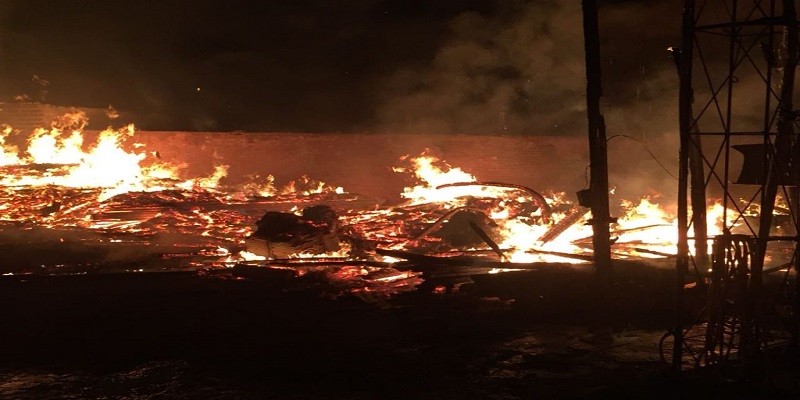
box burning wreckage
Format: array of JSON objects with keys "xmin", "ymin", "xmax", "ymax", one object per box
[{"xmin": 0, "ymin": 117, "xmax": 738, "ymax": 298}]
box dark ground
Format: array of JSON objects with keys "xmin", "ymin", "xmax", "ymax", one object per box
[{"xmin": 1, "ymin": 262, "xmax": 798, "ymax": 399}]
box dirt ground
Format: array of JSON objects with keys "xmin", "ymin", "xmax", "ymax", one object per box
[{"xmin": 1, "ymin": 262, "xmax": 798, "ymax": 399}]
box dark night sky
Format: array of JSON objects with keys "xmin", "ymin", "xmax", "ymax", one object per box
[{"xmin": 0, "ymin": 0, "xmax": 681, "ymax": 134}]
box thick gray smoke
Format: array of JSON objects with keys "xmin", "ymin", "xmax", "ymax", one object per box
[
  {"xmin": 376, "ymin": 0, "xmax": 685, "ymax": 200},
  {"xmin": 377, "ymin": 1, "xmax": 587, "ymax": 136}
]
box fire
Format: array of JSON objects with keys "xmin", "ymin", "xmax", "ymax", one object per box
[
  {"xmin": 0, "ymin": 114, "xmax": 747, "ymax": 294},
  {"xmin": 388, "ymin": 151, "xmax": 730, "ymax": 263},
  {"xmin": 394, "ymin": 152, "xmax": 478, "ymax": 204},
  {"xmin": 614, "ymin": 198, "xmax": 678, "ymax": 256},
  {"xmin": 27, "ymin": 126, "xmax": 86, "ymax": 164},
  {"xmin": 0, "ymin": 126, "xmax": 22, "ymax": 165},
  {"xmin": 0, "ymin": 120, "xmax": 228, "ymax": 202},
  {"xmin": 176, "ymin": 164, "xmax": 230, "ymax": 192},
  {"xmin": 280, "ymin": 175, "xmax": 345, "ymax": 196}
]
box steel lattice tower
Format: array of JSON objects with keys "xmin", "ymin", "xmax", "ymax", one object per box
[{"xmin": 669, "ymin": 0, "xmax": 800, "ymax": 371}]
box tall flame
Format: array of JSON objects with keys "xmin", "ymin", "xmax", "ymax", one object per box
[
  {"xmin": 0, "ymin": 121, "xmax": 229, "ymax": 201},
  {"xmin": 392, "ymin": 150, "xmax": 730, "ymax": 263}
]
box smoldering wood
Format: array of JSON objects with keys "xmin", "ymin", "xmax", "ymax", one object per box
[
  {"xmin": 410, "ymin": 206, "xmax": 488, "ymax": 240},
  {"xmin": 619, "ymin": 247, "xmax": 677, "ymax": 258},
  {"xmin": 571, "ymin": 224, "xmax": 672, "ymax": 244},
  {"xmin": 468, "ymin": 220, "xmax": 506, "ymax": 260},
  {"xmin": 377, "ymin": 248, "xmax": 593, "ymax": 268},
  {"xmin": 247, "ymin": 205, "xmax": 341, "ymax": 258},
  {"xmin": 236, "ymin": 259, "xmax": 393, "ymax": 268},
  {"xmin": 538, "ymin": 208, "xmax": 588, "ymax": 244}
]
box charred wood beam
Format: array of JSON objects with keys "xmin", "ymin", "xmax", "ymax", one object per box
[
  {"xmin": 410, "ymin": 206, "xmax": 490, "ymax": 243},
  {"xmin": 377, "ymin": 248, "xmax": 497, "ymax": 267},
  {"xmin": 377, "ymin": 248, "xmax": 593, "ymax": 266},
  {"xmin": 538, "ymin": 208, "xmax": 588, "ymax": 244},
  {"xmin": 468, "ymin": 221, "xmax": 506, "ymax": 260},
  {"xmin": 526, "ymin": 249, "xmax": 594, "ymax": 262},
  {"xmin": 572, "ymin": 224, "xmax": 672, "ymax": 244},
  {"xmin": 243, "ymin": 258, "xmax": 392, "ymax": 268},
  {"xmin": 615, "ymin": 246, "xmax": 677, "ymax": 258}
]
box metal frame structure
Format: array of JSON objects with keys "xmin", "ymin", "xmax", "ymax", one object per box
[{"xmin": 671, "ymin": 0, "xmax": 800, "ymax": 371}]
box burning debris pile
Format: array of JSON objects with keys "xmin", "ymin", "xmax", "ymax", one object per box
[{"xmin": 0, "ymin": 115, "xmax": 736, "ymax": 297}]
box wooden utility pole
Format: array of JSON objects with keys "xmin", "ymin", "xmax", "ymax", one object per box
[
  {"xmin": 670, "ymin": 32, "xmax": 707, "ymax": 273},
  {"xmin": 673, "ymin": 0, "xmax": 695, "ymax": 372},
  {"xmin": 581, "ymin": 0, "xmax": 612, "ymax": 276}
]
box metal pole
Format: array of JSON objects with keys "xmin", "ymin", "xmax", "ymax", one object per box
[
  {"xmin": 581, "ymin": 0, "xmax": 612, "ymax": 276},
  {"xmin": 671, "ymin": 35, "xmax": 708, "ymax": 272},
  {"xmin": 690, "ymin": 138, "xmax": 708, "ymax": 270},
  {"xmin": 746, "ymin": 0, "xmax": 799, "ymax": 357},
  {"xmin": 674, "ymin": 0, "xmax": 696, "ymax": 372}
]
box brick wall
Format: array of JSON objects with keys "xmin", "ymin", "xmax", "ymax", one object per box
[
  {"xmin": 0, "ymin": 118, "xmax": 676, "ymax": 201},
  {"xmin": 129, "ymin": 131, "xmax": 591, "ymax": 201},
  {"xmin": 0, "ymin": 102, "xmax": 117, "ymax": 133},
  {"xmin": 0, "ymin": 102, "xmax": 49, "ymax": 133}
]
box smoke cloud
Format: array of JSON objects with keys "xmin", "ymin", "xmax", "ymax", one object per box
[
  {"xmin": 375, "ymin": 0, "xmax": 684, "ymax": 199},
  {"xmin": 376, "ymin": 1, "xmax": 587, "ymax": 136}
]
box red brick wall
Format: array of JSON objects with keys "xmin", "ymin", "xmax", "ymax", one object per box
[
  {"xmin": 0, "ymin": 120, "xmax": 679, "ymax": 201},
  {"xmin": 130, "ymin": 131, "xmax": 591, "ymax": 201},
  {"xmin": 0, "ymin": 102, "xmax": 48, "ymax": 133},
  {"xmin": 0, "ymin": 102, "xmax": 120, "ymax": 133}
]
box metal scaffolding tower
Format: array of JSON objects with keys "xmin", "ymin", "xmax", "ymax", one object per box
[{"xmin": 668, "ymin": 0, "xmax": 800, "ymax": 372}]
